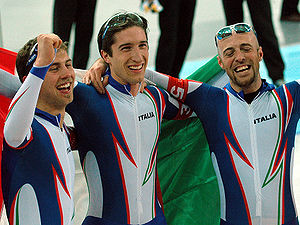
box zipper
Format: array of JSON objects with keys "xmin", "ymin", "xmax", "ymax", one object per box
[
  {"xmin": 248, "ymin": 103, "xmax": 262, "ymax": 223},
  {"xmin": 56, "ymin": 116, "xmax": 74, "ymax": 221},
  {"xmin": 133, "ymin": 95, "xmax": 143, "ymax": 224}
]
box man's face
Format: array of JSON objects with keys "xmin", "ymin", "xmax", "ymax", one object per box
[
  {"xmin": 37, "ymin": 50, "xmax": 75, "ymax": 113},
  {"xmin": 102, "ymin": 26, "xmax": 149, "ymax": 85},
  {"xmin": 217, "ymin": 31, "xmax": 263, "ymax": 93}
]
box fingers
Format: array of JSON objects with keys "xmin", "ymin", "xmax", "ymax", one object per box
[
  {"xmin": 103, "ymin": 76, "xmax": 109, "ymax": 87},
  {"xmin": 82, "ymin": 70, "xmax": 92, "ymax": 85},
  {"xmin": 37, "ymin": 34, "xmax": 62, "ymax": 49},
  {"xmin": 83, "ymin": 58, "xmax": 108, "ymax": 94},
  {"xmin": 35, "ymin": 34, "xmax": 62, "ymax": 67},
  {"xmin": 82, "ymin": 69, "xmax": 107, "ymax": 94},
  {"xmin": 140, "ymin": 80, "xmax": 148, "ymax": 93},
  {"xmin": 93, "ymin": 75, "xmax": 106, "ymax": 94}
]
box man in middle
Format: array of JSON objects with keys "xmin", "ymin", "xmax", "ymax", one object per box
[{"xmin": 66, "ymin": 11, "xmax": 193, "ymax": 225}]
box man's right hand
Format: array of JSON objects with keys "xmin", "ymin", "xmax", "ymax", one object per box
[
  {"xmin": 82, "ymin": 58, "xmax": 108, "ymax": 94},
  {"xmin": 34, "ymin": 34, "xmax": 62, "ymax": 67}
]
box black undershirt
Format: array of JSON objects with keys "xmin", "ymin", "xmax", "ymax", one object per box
[{"xmin": 244, "ymin": 88, "xmax": 261, "ymax": 104}]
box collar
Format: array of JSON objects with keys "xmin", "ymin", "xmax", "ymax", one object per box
[
  {"xmin": 224, "ymin": 79, "xmax": 275, "ymax": 100},
  {"xmin": 35, "ymin": 108, "xmax": 62, "ymax": 128},
  {"xmin": 106, "ymin": 70, "xmax": 141, "ymax": 96}
]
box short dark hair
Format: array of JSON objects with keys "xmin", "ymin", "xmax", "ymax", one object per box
[
  {"xmin": 97, "ymin": 11, "xmax": 148, "ymax": 57},
  {"xmin": 16, "ymin": 37, "xmax": 68, "ymax": 83}
]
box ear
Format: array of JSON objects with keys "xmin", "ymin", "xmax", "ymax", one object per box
[
  {"xmin": 101, "ymin": 50, "xmax": 111, "ymax": 64},
  {"xmin": 257, "ymin": 46, "xmax": 263, "ymax": 62},
  {"xmin": 217, "ymin": 56, "xmax": 225, "ymax": 69}
]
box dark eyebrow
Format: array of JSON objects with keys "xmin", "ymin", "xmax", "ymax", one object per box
[
  {"xmin": 223, "ymin": 43, "xmax": 253, "ymax": 55},
  {"xmin": 50, "ymin": 58, "xmax": 72, "ymax": 67},
  {"xmin": 240, "ymin": 43, "xmax": 253, "ymax": 48},
  {"xmin": 118, "ymin": 43, "xmax": 131, "ymax": 49},
  {"xmin": 66, "ymin": 59, "xmax": 72, "ymax": 63},
  {"xmin": 140, "ymin": 40, "xmax": 148, "ymax": 45},
  {"xmin": 118, "ymin": 40, "xmax": 148, "ymax": 49},
  {"xmin": 223, "ymin": 47, "xmax": 234, "ymax": 55}
]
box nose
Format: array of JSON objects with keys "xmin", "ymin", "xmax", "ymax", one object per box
[
  {"xmin": 131, "ymin": 48, "xmax": 143, "ymax": 62},
  {"xmin": 60, "ymin": 65, "xmax": 74, "ymax": 79},
  {"xmin": 235, "ymin": 50, "xmax": 246, "ymax": 63}
]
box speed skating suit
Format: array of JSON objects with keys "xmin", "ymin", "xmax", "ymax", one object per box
[
  {"xmin": 66, "ymin": 72, "xmax": 193, "ymax": 225},
  {"xmin": 145, "ymin": 70, "xmax": 300, "ymax": 225},
  {"xmin": 2, "ymin": 66, "xmax": 75, "ymax": 225}
]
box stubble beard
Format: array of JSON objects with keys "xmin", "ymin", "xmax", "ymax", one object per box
[{"xmin": 231, "ymin": 70, "xmax": 257, "ymax": 89}]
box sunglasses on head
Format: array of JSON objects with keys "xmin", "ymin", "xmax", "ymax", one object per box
[
  {"xmin": 26, "ymin": 43, "xmax": 38, "ymax": 67},
  {"xmin": 101, "ymin": 12, "xmax": 144, "ymax": 40},
  {"xmin": 215, "ymin": 23, "xmax": 256, "ymax": 46}
]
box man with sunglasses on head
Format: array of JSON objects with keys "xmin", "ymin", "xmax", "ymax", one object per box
[
  {"xmin": 221, "ymin": 0, "xmax": 286, "ymax": 88},
  {"xmin": 2, "ymin": 34, "xmax": 75, "ymax": 224},
  {"xmin": 143, "ymin": 23, "xmax": 300, "ymax": 225}
]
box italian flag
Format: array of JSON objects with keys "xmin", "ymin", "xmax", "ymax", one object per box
[
  {"xmin": 0, "ymin": 47, "xmax": 17, "ymax": 219},
  {"xmin": 157, "ymin": 56, "xmax": 223, "ymax": 225}
]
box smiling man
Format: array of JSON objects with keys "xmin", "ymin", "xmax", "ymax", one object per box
[
  {"xmin": 2, "ymin": 34, "xmax": 75, "ymax": 224},
  {"xmin": 65, "ymin": 11, "xmax": 193, "ymax": 225},
  {"xmin": 143, "ymin": 23, "xmax": 300, "ymax": 224}
]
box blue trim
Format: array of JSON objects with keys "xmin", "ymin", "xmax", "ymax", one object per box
[
  {"xmin": 106, "ymin": 70, "xmax": 132, "ymax": 95},
  {"xmin": 30, "ymin": 65, "xmax": 51, "ymax": 80},
  {"xmin": 35, "ymin": 108, "xmax": 61, "ymax": 127},
  {"xmin": 224, "ymin": 79, "xmax": 275, "ymax": 100}
]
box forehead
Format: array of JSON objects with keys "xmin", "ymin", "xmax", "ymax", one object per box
[
  {"xmin": 52, "ymin": 50, "xmax": 70, "ymax": 63},
  {"xmin": 113, "ymin": 26, "xmax": 147, "ymax": 45},
  {"xmin": 217, "ymin": 31, "xmax": 258, "ymax": 52}
]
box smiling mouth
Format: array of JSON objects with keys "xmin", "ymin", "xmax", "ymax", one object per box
[
  {"xmin": 57, "ymin": 82, "xmax": 72, "ymax": 92},
  {"xmin": 128, "ymin": 64, "xmax": 143, "ymax": 70},
  {"xmin": 234, "ymin": 65, "xmax": 250, "ymax": 73}
]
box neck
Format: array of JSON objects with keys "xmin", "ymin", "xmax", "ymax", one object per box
[
  {"xmin": 36, "ymin": 104, "xmax": 65, "ymax": 128},
  {"xmin": 130, "ymin": 83, "xmax": 141, "ymax": 97},
  {"xmin": 231, "ymin": 77, "xmax": 262, "ymax": 94}
]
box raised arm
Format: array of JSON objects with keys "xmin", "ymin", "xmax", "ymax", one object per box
[{"xmin": 4, "ymin": 34, "xmax": 61, "ymax": 148}]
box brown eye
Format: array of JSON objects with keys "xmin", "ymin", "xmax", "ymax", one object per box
[
  {"xmin": 121, "ymin": 46, "xmax": 131, "ymax": 51},
  {"xmin": 139, "ymin": 43, "xmax": 148, "ymax": 48},
  {"xmin": 49, "ymin": 66, "xmax": 58, "ymax": 71},
  {"xmin": 225, "ymin": 51, "xmax": 234, "ymax": 57}
]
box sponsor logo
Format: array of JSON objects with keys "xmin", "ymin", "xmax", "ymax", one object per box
[
  {"xmin": 254, "ymin": 113, "xmax": 277, "ymax": 124},
  {"xmin": 138, "ymin": 112, "xmax": 155, "ymax": 121}
]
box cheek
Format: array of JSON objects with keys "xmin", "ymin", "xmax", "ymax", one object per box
[
  {"xmin": 43, "ymin": 77, "xmax": 58, "ymax": 90},
  {"xmin": 220, "ymin": 59, "xmax": 231, "ymax": 69}
]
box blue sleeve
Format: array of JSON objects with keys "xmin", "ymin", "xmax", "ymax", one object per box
[{"xmin": 183, "ymin": 82, "xmax": 226, "ymax": 122}]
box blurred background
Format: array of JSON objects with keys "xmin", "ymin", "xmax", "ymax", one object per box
[{"xmin": 1, "ymin": 0, "xmax": 300, "ymax": 79}]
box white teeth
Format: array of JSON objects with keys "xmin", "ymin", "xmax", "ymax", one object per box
[
  {"xmin": 129, "ymin": 65, "xmax": 143, "ymax": 70},
  {"xmin": 235, "ymin": 65, "xmax": 249, "ymax": 72},
  {"xmin": 57, "ymin": 83, "xmax": 71, "ymax": 89}
]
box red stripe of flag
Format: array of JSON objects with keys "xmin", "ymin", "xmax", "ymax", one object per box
[{"xmin": 0, "ymin": 47, "xmax": 17, "ymax": 218}]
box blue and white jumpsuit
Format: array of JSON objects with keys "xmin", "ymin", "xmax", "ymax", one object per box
[
  {"xmin": 2, "ymin": 66, "xmax": 75, "ymax": 225},
  {"xmin": 145, "ymin": 70, "xmax": 300, "ymax": 225}
]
